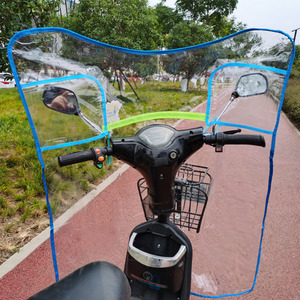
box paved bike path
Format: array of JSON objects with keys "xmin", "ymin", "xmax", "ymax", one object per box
[{"xmin": 0, "ymin": 110, "xmax": 299, "ymax": 299}]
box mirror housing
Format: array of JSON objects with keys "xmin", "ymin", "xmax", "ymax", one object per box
[
  {"xmin": 234, "ymin": 73, "xmax": 268, "ymax": 98},
  {"xmin": 42, "ymin": 86, "xmax": 103, "ymax": 133},
  {"xmin": 43, "ymin": 87, "xmax": 79, "ymax": 115}
]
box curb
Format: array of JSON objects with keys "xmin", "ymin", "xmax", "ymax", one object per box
[
  {"xmin": 282, "ymin": 111, "xmax": 300, "ymax": 136},
  {"xmin": 0, "ymin": 164, "xmax": 129, "ymax": 279},
  {"xmin": 0, "ymin": 99, "xmax": 206, "ymax": 279}
]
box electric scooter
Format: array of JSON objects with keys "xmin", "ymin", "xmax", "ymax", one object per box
[{"xmin": 28, "ymin": 73, "xmax": 267, "ymax": 300}]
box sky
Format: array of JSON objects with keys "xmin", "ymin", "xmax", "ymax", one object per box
[{"xmin": 148, "ymin": 0, "xmax": 300, "ymax": 44}]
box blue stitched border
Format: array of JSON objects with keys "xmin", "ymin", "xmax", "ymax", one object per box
[
  {"xmin": 41, "ymin": 133, "xmax": 108, "ymax": 151},
  {"xmin": 205, "ymin": 62, "xmax": 287, "ymax": 127},
  {"xmin": 7, "ymin": 27, "xmax": 293, "ymax": 56},
  {"xmin": 20, "ymin": 74, "xmax": 109, "ymax": 151},
  {"xmin": 7, "ymin": 27, "xmax": 295, "ymax": 295},
  {"xmin": 192, "ymin": 32, "xmax": 295, "ymax": 299}
]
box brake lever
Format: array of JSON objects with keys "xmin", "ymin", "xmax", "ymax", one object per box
[
  {"xmin": 223, "ymin": 129, "xmax": 241, "ymax": 135},
  {"xmin": 211, "ymin": 129, "xmax": 241, "ymax": 153}
]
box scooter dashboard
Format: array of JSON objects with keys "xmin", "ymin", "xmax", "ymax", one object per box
[{"xmin": 138, "ymin": 126, "xmax": 175, "ymax": 149}]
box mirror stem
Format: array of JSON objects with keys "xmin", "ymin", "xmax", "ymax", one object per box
[
  {"xmin": 212, "ymin": 91, "xmax": 240, "ymax": 133},
  {"xmin": 79, "ymin": 112, "xmax": 102, "ymax": 133}
]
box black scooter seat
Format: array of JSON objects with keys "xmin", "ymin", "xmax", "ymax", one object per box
[{"xmin": 28, "ymin": 261, "xmax": 131, "ymax": 300}]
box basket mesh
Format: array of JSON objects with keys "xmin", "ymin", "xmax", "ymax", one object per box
[{"xmin": 138, "ymin": 163, "xmax": 212, "ymax": 233}]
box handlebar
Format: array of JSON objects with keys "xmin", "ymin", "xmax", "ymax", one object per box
[
  {"xmin": 58, "ymin": 149, "xmax": 95, "ymax": 167},
  {"xmin": 57, "ymin": 129, "xmax": 265, "ymax": 168},
  {"xmin": 203, "ymin": 132, "xmax": 265, "ymax": 147}
]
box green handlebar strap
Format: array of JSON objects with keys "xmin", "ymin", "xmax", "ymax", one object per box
[{"xmin": 104, "ymin": 111, "xmax": 206, "ymax": 131}]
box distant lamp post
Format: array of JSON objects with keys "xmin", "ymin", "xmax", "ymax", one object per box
[{"xmin": 292, "ymin": 27, "xmax": 300, "ymax": 43}]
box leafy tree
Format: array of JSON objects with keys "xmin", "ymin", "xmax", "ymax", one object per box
[
  {"xmin": 48, "ymin": 0, "xmax": 162, "ymax": 99},
  {"xmin": 221, "ymin": 31, "xmax": 263, "ymax": 59},
  {"xmin": 209, "ymin": 16, "xmax": 245, "ymax": 38},
  {"xmin": 175, "ymin": 0, "xmax": 239, "ymax": 37},
  {"xmin": 0, "ymin": 0, "xmax": 60, "ymax": 73},
  {"xmin": 289, "ymin": 45, "xmax": 300, "ymax": 77},
  {"xmin": 175, "ymin": 0, "xmax": 238, "ymax": 23},
  {"xmin": 295, "ymin": 45, "xmax": 300, "ymax": 61},
  {"xmin": 154, "ymin": 1, "xmax": 184, "ymax": 41},
  {"xmin": 165, "ymin": 21, "xmax": 214, "ymax": 90},
  {"xmin": 166, "ymin": 21, "xmax": 213, "ymax": 49},
  {"xmin": 58, "ymin": 0, "xmax": 162, "ymax": 50}
]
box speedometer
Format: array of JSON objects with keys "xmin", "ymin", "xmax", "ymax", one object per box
[{"xmin": 139, "ymin": 126, "xmax": 175, "ymax": 148}]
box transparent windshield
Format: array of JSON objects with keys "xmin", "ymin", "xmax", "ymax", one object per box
[
  {"xmin": 10, "ymin": 28, "xmax": 293, "ymax": 148},
  {"xmin": 8, "ymin": 27, "xmax": 294, "ymax": 298}
]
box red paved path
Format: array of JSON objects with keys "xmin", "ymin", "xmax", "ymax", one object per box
[{"xmin": 0, "ymin": 107, "xmax": 299, "ymax": 299}]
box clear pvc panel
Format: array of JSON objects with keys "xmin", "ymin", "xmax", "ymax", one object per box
[
  {"xmin": 11, "ymin": 29, "xmax": 293, "ymax": 140},
  {"xmin": 207, "ymin": 66, "xmax": 285, "ymax": 133},
  {"xmin": 8, "ymin": 27, "xmax": 294, "ymax": 298},
  {"xmin": 22, "ymin": 77, "xmax": 104, "ymax": 148}
]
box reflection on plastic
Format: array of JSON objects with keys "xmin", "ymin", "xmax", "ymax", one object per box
[
  {"xmin": 192, "ymin": 273, "xmax": 218, "ymax": 294},
  {"xmin": 235, "ymin": 73, "xmax": 268, "ymax": 97},
  {"xmin": 43, "ymin": 87, "xmax": 78, "ymax": 115}
]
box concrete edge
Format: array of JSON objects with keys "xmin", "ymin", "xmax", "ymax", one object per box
[
  {"xmin": 281, "ymin": 111, "xmax": 300, "ymax": 136},
  {"xmin": 0, "ymin": 164, "xmax": 129, "ymax": 279},
  {"xmin": 1, "ymin": 108, "xmax": 298, "ymax": 279},
  {"xmin": 0, "ymin": 100, "xmax": 206, "ymax": 279}
]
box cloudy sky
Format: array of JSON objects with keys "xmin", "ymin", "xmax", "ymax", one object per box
[{"xmin": 148, "ymin": 0, "xmax": 300, "ymax": 44}]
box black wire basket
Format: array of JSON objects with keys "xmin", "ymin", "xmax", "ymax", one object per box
[{"xmin": 137, "ymin": 163, "xmax": 212, "ymax": 233}]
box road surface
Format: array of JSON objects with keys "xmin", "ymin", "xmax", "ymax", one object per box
[{"xmin": 0, "ymin": 100, "xmax": 299, "ymax": 299}]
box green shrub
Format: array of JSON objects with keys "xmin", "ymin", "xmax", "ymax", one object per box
[{"xmin": 283, "ymin": 78, "xmax": 300, "ymax": 130}]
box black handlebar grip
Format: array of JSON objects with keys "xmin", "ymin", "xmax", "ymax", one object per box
[
  {"xmin": 58, "ymin": 149, "xmax": 95, "ymax": 167},
  {"xmin": 222, "ymin": 134, "xmax": 265, "ymax": 147},
  {"xmin": 204, "ymin": 133, "xmax": 265, "ymax": 147}
]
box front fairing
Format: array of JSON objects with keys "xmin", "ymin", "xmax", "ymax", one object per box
[{"xmin": 7, "ymin": 27, "xmax": 294, "ymax": 298}]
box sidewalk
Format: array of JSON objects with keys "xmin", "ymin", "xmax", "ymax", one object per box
[{"xmin": 0, "ymin": 112, "xmax": 299, "ymax": 300}]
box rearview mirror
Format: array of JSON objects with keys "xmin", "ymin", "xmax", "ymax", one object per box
[
  {"xmin": 235, "ymin": 73, "xmax": 268, "ymax": 98},
  {"xmin": 43, "ymin": 87, "xmax": 79, "ymax": 115},
  {"xmin": 213, "ymin": 73, "xmax": 269, "ymax": 133},
  {"xmin": 42, "ymin": 86, "xmax": 103, "ymax": 133}
]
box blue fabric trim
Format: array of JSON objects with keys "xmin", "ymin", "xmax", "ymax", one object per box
[
  {"xmin": 191, "ymin": 35, "xmax": 296, "ymax": 300},
  {"xmin": 7, "ymin": 42, "xmax": 44, "ymax": 165},
  {"xmin": 190, "ymin": 290, "xmax": 251, "ymax": 298},
  {"xmin": 7, "ymin": 32, "xmax": 108, "ymax": 282},
  {"xmin": 21, "ymin": 74, "xmax": 108, "ymax": 130},
  {"xmin": 42, "ymin": 166, "xmax": 59, "ymax": 281},
  {"xmin": 8, "ymin": 27, "xmax": 296, "ymax": 297},
  {"xmin": 41, "ymin": 132, "xmax": 108, "ymax": 151},
  {"xmin": 8, "ymin": 27, "xmax": 294, "ymax": 56},
  {"xmin": 212, "ymin": 122, "xmax": 273, "ymax": 135},
  {"xmin": 246, "ymin": 34, "xmax": 296, "ymax": 295},
  {"xmin": 7, "ymin": 39, "xmax": 61, "ymax": 280}
]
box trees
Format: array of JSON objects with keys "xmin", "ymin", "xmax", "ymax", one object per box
[
  {"xmin": 175, "ymin": 0, "xmax": 241, "ymax": 37},
  {"xmin": 154, "ymin": 1, "xmax": 184, "ymax": 42},
  {"xmin": 159, "ymin": 0, "xmax": 245, "ymax": 92},
  {"xmin": 166, "ymin": 22, "xmax": 213, "ymax": 49},
  {"xmin": 1, "ymin": 0, "xmax": 245, "ymax": 74},
  {"xmin": 165, "ymin": 21, "xmax": 214, "ymax": 90},
  {"xmin": 59, "ymin": 0, "xmax": 161, "ymax": 50},
  {"xmin": 293, "ymin": 45, "xmax": 300, "ymax": 77},
  {"xmin": 175, "ymin": 0, "xmax": 238, "ymax": 23},
  {"xmin": 0, "ymin": 0, "xmax": 60, "ymax": 72}
]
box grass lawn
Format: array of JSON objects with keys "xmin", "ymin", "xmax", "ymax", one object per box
[
  {"xmin": 0, "ymin": 82, "xmax": 206, "ymax": 263},
  {"xmin": 0, "ymin": 77, "xmax": 299, "ymax": 263}
]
